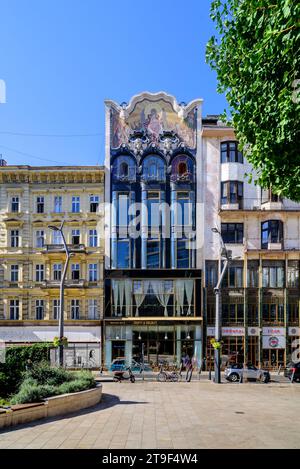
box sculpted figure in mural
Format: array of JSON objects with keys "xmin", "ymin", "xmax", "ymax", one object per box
[{"xmin": 145, "ymin": 109, "xmax": 163, "ymax": 141}]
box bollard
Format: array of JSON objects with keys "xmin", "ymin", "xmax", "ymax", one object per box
[{"xmin": 208, "ymin": 369, "xmax": 212, "ymax": 380}]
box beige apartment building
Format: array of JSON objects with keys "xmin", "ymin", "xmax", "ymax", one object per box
[{"xmin": 0, "ymin": 163, "xmax": 105, "ymax": 368}]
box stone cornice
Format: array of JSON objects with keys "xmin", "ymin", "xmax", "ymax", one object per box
[{"xmin": 0, "ymin": 167, "xmax": 104, "ymax": 184}]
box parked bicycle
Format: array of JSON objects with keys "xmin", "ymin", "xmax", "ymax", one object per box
[{"xmin": 156, "ymin": 364, "xmax": 181, "ymax": 382}]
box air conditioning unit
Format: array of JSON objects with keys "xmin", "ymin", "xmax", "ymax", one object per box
[{"xmin": 267, "ymin": 242, "xmax": 282, "ymax": 250}]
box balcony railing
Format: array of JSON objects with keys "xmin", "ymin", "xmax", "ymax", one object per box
[
  {"xmin": 45, "ymin": 244, "xmax": 86, "ymax": 253},
  {"xmin": 113, "ymin": 168, "xmax": 136, "ymax": 183},
  {"xmin": 170, "ymin": 171, "xmax": 194, "ymax": 183},
  {"xmin": 141, "ymin": 169, "xmax": 166, "ymax": 183},
  {"xmin": 41, "ymin": 279, "xmax": 87, "ymax": 288}
]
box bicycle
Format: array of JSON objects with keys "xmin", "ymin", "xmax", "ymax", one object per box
[{"xmin": 156, "ymin": 364, "xmax": 181, "ymax": 382}]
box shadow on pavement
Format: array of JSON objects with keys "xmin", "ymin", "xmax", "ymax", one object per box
[{"xmin": 0, "ymin": 393, "xmax": 148, "ymax": 435}]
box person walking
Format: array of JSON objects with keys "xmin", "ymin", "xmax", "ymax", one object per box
[{"xmin": 185, "ymin": 355, "xmax": 193, "ymax": 382}]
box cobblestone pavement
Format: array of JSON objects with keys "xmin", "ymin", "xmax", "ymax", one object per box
[{"xmin": 0, "ymin": 381, "xmax": 299, "ymax": 449}]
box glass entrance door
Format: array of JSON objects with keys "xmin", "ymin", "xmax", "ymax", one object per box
[{"xmin": 112, "ymin": 340, "xmax": 126, "ymax": 361}]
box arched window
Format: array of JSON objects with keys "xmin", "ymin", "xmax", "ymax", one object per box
[
  {"xmin": 142, "ymin": 155, "xmax": 165, "ymax": 182},
  {"xmin": 178, "ymin": 161, "xmax": 187, "ymax": 176},
  {"xmin": 120, "ymin": 162, "xmax": 128, "ymax": 177}
]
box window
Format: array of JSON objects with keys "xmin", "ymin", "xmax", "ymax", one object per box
[
  {"xmin": 53, "ymin": 263, "xmax": 62, "ymax": 281},
  {"xmin": 54, "ymin": 196, "xmax": 62, "ymax": 213},
  {"xmin": 177, "ymin": 239, "xmax": 190, "ymax": 268},
  {"xmin": 10, "ymin": 230, "xmax": 19, "ymax": 248},
  {"xmin": 142, "ymin": 155, "xmax": 165, "ymax": 182},
  {"xmin": 90, "ymin": 195, "xmax": 99, "ymax": 213},
  {"xmin": 116, "ymin": 239, "xmax": 130, "ymax": 268},
  {"xmin": 221, "ymin": 223, "xmax": 243, "ymax": 244},
  {"xmin": 221, "ymin": 181, "xmax": 243, "ymax": 208},
  {"xmin": 261, "ymin": 220, "xmax": 283, "ymax": 249},
  {"xmin": 178, "ymin": 161, "xmax": 187, "ymax": 176},
  {"xmin": 262, "ymin": 261, "xmax": 285, "ymax": 288},
  {"xmin": 222, "ymin": 303, "xmax": 244, "ymax": 325},
  {"xmin": 71, "ymin": 229, "xmax": 80, "ymax": 245},
  {"xmin": 146, "ymin": 239, "xmax": 160, "ymax": 268},
  {"xmin": 71, "ymin": 264, "xmax": 80, "ymax": 280},
  {"xmin": 147, "ymin": 192, "xmax": 161, "ymax": 236},
  {"xmin": 52, "ymin": 230, "xmax": 62, "ymax": 245},
  {"xmin": 53, "ymin": 299, "xmax": 60, "ymax": 320},
  {"xmin": 88, "ymin": 263, "xmax": 98, "ymax": 282},
  {"xmin": 11, "ymin": 196, "xmax": 19, "ymax": 213},
  {"xmin": 247, "ymin": 261, "xmax": 259, "ymax": 287},
  {"xmin": 176, "ymin": 192, "xmax": 193, "ymax": 227},
  {"xmin": 223, "ymin": 262, "xmax": 243, "ymax": 288},
  {"xmin": 36, "ymin": 300, "xmax": 44, "ymax": 320},
  {"xmin": 221, "ymin": 141, "xmax": 243, "ymax": 163},
  {"xmin": 117, "ymin": 193, "xmax": 129, "ymax": 228},
  {"xmin": 89, "ymin": 229, "xmax": 98, "ymax": 247},
  {"xmin": 71, "ymin": 299, "xmax": 80, "ymax": 319},
  {"xmin": 36, "ymin": 230, "xmax": 45, "ymax": 248},
  {"xmin": 35, "ymin": 264, "xmax": 44, "ymax": 282},
  {"xmin": 262, "ymin": 303, "xmax": 284, "ymax": 324},
  {"xmin": 36, "ymin": 196, "xmax": 44, "ymax": 213},
  {"xmin": 72, "ymin": 196, "xmax": 80, "ymax": 213},
  {"xmin": 288, "ymin": 261, "xmax": 299, "ymax": 288},
  {"xmin": 10, "ymin": 300, "xmax": 19, "ymax": 320},
  {"xmin": 288, "ymin": 303, "xmax": 299, "ymax": 324},
  {"xmin": 206, "ymin": 261, "xmax": 218, "ymax": 287},
  {"xmin": 88, "ymin": 299, "xmax": 98, "ymax": 319},
  {"xmin": 120, "ymin": 162, "xmax": 128, "ymax": 177},
  {"xmin": 10, "ymin": 265, "xmax": 19, "ymax": 282}
]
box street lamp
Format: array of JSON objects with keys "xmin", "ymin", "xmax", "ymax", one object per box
[
  {"xmin": 211, "ymin": 227, "xmax": 232, "ymax": 383},
  {"xmin": 48, "ymin": 221, "xmax": 71, "ymax": 367}
]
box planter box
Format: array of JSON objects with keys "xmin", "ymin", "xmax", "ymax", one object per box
[{"xmin": 0, "ymin": 384, "xmax": 102, "ymax": 429}]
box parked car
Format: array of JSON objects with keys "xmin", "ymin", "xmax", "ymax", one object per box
[
  {"xmin": 110, "ymin": 358, "xmax": 126, "ymax": 372},
  {"xmin": 110, "ymin": 358, "xmax": 152, "ymax": 373},
  {"xmin": 224, "ymin": 363, "xmax": 270, "ymax": 383},
  {"xmin": 284, "ymin": 362, "xmax": 300, "ymax": 382}
]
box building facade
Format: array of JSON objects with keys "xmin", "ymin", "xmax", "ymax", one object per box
[
  {"xmin": 202, "ymin": 118, "xmax": 300, "ymax": 370},
  {"xmin": 0, "ymin": 165, "xmax": 105, "ymax": 368},
  {"xmin": 104, "ymin": 92, "xmax": 203, "ymax": 369}
]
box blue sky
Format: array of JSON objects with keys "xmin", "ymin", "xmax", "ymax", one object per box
[{"xmin": 0, "ymin": 0, "xmax": 227, "ymax": 166}]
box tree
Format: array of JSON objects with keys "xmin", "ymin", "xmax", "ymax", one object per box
[{"xmin": 206, "ymin": 0, "xmax": 300, "ymax": 201}]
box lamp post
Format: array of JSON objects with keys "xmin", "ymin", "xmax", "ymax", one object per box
[
  {"xmin": 211, "ymin": 227, "xmax": 232, "ymax": 383},
  {"xmin": 48, "ymin": 221, "xmax": 71, "ymax": 367}
]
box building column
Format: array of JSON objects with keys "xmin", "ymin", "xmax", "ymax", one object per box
[
  {"xmin": 111, "ymin": 191, "xmax": 118, "ymax": 269},
  {"xmin": 141, "ymin": 187, "xmax": 147, "ymax": 269},
  {"xmin": 170, "ymin": 187, "xmax": 176, "ymax": 269}
]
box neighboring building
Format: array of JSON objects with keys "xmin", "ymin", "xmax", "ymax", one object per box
[
  {"xmin": 0, "ymin": 165, "xmax": 105, "ymax": 368},
  {"xmin": 202, "ymin": 117, "xmax": 300, "ymax": 370},
  {"xmin": 104, "ymin": 92, "xmax": 203, "ymax": 369}
]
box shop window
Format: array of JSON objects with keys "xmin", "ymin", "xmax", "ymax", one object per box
[{"xmin": 262, "ymin": 303, "xmax": 284, "ymax": 324}]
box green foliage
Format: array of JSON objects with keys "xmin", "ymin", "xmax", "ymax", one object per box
[
  {"xmin": 0, "ymin": 343, "xmax": 52, "ymax": 397},
  {"xmin": 10, "ymin": 364, "xmax": 96, "ymax": 404},
  {"xmin": 206, "ymin": 0, "xmax": 300, "ymax": 200}
]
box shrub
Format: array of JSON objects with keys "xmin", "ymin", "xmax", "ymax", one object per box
[
  {"xmin": 24, "ymin": 361, "xmax": 72, "ymax": 386},
  {"xmin": 10, "ymin": 380, "xmax": 57, "ymax": 405},
  {"xmin": 57, "ymin": 379, "xmax": 92, "ymax": 395},
  {"xmin": 73, "ymin": 370, "xmax": 96, "ymax": 388}
]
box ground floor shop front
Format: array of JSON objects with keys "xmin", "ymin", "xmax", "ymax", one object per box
[
  {"xmin": 104, "ymin": 321, "xmax": 202, "ymax": 370},
  {"xmin": 205, "ymin": 326, "xmax": 300, "ymax": 370}
]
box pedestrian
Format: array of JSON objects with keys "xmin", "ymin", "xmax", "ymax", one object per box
[{"xmin": 185, "ymin": 355, "xmax": 193, "ymax": 382}]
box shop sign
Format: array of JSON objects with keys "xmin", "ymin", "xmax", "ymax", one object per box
[
  {"xmin": 206, "ymin": 327, "xmax": 245, "ymax": 336},
  {"xmin": 262, "ymin": 327, "xmax": 285, "ymax": 336},
  {"xmin": 248, "ymin": 327, "xmax": 260, "ymax": 336},
  {"xmin": 262, "ymin": 335, "xmax": 286, "ymax": 349},
  {"xmin": 288, "ymin": 327, "xmax": 300, "ymax": 337},
  {"xmin": 222, "ymin": 327, "xmax": 245, "ymax": 336}
]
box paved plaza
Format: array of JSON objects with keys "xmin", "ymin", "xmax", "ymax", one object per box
[{"xmin": 0, "ymin": 379, "xmax": 299, "ymax": 449}]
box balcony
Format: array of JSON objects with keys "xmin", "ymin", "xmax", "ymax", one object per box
[
  {"xmin": 261, "ymin": 201, "xmax": 283, "ymax": 211},
  {"xmin": 141, "ymin": 170, "xmax": 166, "ymax": 184},
  {"xmin": 170, "ymin": 171, "xmax": 194, "ymax": 183},
  {"xmin": 41, "ymin": 279, "xmax": 87, "ymax": 288},
  {"xmin": 267, "ymin": 242, "xmax": 283, "ymax": 251},
  {"xmin": 45, "ymin": 244, "xmax": 86, "ymax": 253}
]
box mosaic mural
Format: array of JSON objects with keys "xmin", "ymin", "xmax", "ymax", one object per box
[{"xmin": 110, "ymin": 99, "xmax": 197, "ymax": 149}]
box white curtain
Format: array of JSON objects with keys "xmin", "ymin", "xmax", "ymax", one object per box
[
  {"xmin": 112, "ymin": 280, "xmax": 119, "ymax": 317},
  {"xmin": 151, "ymin": 281, "xmax": 170, "ymax": 317},
  {"xmin": 175, "ymin": 279, "xmax": 185, "ymax": 316},
  {"xmin": 119, "ymin": 281, "xmax": 125, "ymax": 317},
  {"xmin": 125, "ymin": 279, "xmax": 132, "ymax": 317},
  {"xmin": 134, "ymin": 281, "xmax": 149, "ymax": 317},
  {"xmin": 184, "ymin": 280, "xmax": 194, "ymax": 316}
]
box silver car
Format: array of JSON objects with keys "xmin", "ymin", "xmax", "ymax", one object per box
[{"xmin": 224, "ymin": 364, "xmax": 270, "ymax": 383}]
